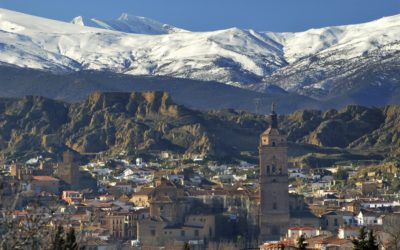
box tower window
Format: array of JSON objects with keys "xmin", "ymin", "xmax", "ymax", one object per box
[{"xmin": 272, "ymin": 141, "xmax": 276, "ymax": 146}]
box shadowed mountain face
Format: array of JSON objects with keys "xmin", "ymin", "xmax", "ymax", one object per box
[
  {"xmin": 0, "ymin": 65, "xmax": 321, "ymax": 114},
  {"xmin": 0, "ymin": 92, "xmax": 399, "ymax": 164},
  {"xmin": 1, "ymin": 65, "xmax": 399, "ymax": 116}
]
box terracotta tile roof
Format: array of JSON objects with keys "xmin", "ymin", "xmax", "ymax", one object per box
[
  {"xmin": 306, "ymin": 235, "xmax": 351, "ymax": 246},
  {"xmin": 13, "ymin": 210, "xmax": 28, "ymax": 216},
  {"xmin": 155, "ymin": 179, "xmax": 177, "ymax": 189},
  {"xmin": 32, "ymin": 176, "xmax": 58, "ymax": 182},
  {"xmin": 133, "ymin": 187, "xmax": 154, "ymax": 196},
  {"xmin": 259, "ymin": 240, "xmax": 295, "ymax": 248}
]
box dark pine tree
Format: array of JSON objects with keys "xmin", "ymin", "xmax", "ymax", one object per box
[
  {"xmin": 183, "ymin": 242, "xmax": 190, "ymax": 250},
  {"xmin": 366, "ymin": 229, "xmax": 379, "ymax": 250},
  {"xmin": 352, "ymin": 227, "xmax": 368, "ymax": 250},
  {"xmin": 64, "ymin": 227, "xmax": 78, "ymax": 250},
  {"xmin": 297, "ymin": 234, "xmax": 308, "ymax": 250},
  {"xmin": 51, "ymin": 225, "xmax": 65, "ymax": 250}
]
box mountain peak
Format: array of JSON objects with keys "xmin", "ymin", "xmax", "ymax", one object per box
[
  {"xmin": 71, "ymin": 16, "xmax": 85, "ymax": 26},
  {"xmin": 69, "ymin": 12, "xmax": 185, "ymax": 35},
  {"xmin": 118, "ymin": 12, "xmax": 130, "ymax": 21}
]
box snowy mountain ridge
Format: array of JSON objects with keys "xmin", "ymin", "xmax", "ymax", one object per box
[
  {"xmin": 1, "ymin": 8, "xmax": 400, "ymax": 99},
  {"xmin": 70, "ymin": 13, "xmax": 187, "ymax": 34}
]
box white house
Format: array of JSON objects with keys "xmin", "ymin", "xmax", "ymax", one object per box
[
  {"xmin": 287, "ymin": 227, "xmax": 320, "ymax": 239},
  {"xmin": 338, "ymin": 226, "xmax": 360, "ymax": 239},
  {"xmin": 357, "ymin": 209, "xmax": 379, "ymax": 226}
]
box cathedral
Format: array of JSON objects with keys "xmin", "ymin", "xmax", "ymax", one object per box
[{"xmin": 259, "ymin": 105, "xmax": 290, "ymax": 241}]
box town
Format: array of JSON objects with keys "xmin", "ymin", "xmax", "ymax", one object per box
[{"xmin": 0, "ymin": 109, "xmax": 399, "ymax": 250}]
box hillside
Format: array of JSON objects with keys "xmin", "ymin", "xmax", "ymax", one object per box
[{"xmin": 0, "ymin": 92, "xmax": 398, "ymax": 165}]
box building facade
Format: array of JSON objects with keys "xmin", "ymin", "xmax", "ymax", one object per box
[
  {"xmin": 137, "ymin": 180, "xmax": 216, "ymax": 248},
  {"xmin": 259, "ymin": 106, "xmax": 290, "ymax": 241}
]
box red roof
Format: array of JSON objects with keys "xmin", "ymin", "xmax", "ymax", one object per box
[
  {"xmin": 260, "ymin": 240, "xmax": 294, "ymax": 248},
  {"xmin": 32, "ymin": 176, "xmax": 58, "ymax": 182},
  {"xmin": 133, "ymin": 187, "xmax": 155, "ymax": 196}
]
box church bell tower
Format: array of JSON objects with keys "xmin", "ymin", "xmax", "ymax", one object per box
[{"xmin": 259, "ymin": 104, "xmax": 289, "ymax": 241}]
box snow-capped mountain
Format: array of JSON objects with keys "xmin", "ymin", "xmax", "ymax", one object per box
[
  {"xmin": 70, "ymin": 13, "xmax": 187, "ymax": 34},
  {"xmin": 257, "ymin": 15, "xmax": 400, "ymax": 98},
  {"xmin": 0, "ymin": 8, "xmax": 286, "ymax": 87},
  {"xmin": 0, "ymin": 7, "xmax": 399, "ymax": 100}
]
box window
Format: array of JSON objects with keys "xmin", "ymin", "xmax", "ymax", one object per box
[
  {"xmin": 181, "ymin": 230, "xmax": 185, "ymax": 236},
  {"xmin": 272, "ymin": 141, "xmax": 276, "ymax": 147},
  {"xmin": 151, "ymin": 230, "xmax": 156, "ymax": 236},
  {"xmin": 194, "ymin": 230, "xmax": 199, "ymax": 237},
  {"xmin": 160, "ymin": 205, "xmax": 164, "ymax": 211},
  {"xmin": 334, "ymin": 218, "xmax": 338, "ymax": 226},
  {"xmin": 273, "ymin": 202, "xmax": 277, "ymax": 210},
  {"xmin": 266, "ymin": 166, "xmax": 270, "ymax": 174}
]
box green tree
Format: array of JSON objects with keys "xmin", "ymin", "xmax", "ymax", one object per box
[
  {"xmin": 297, "ymin": 234, "xmax": 308, "ymax": 250},
  {"xmin": 366, "ymin": 230, "xmax": 379, "ymax": 250},
  {"xmin": 352, "ymin": 227, "xmax": 368, "ymax": 250},
  {"xmin": 183, "ymin": 242, "xmax": 190, "ymax": 250},
  {"xmin": 51, "ymin": 225, "xmax": 65, "ymax": 250},
  {"xmin": 334, "ymin": 167, "xmax": 349, "ymax": 181}
]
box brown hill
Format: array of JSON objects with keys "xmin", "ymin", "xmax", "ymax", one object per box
[{"xmin": 0, "ymin": 92, "xmax": 398, "ymax": 165}]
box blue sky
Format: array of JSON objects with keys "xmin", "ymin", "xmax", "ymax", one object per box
[{"xmin": 0, "ymin": 0, "xmax": 399, "ymax": 32}]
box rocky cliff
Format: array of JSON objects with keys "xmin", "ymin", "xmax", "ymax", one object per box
[{"xmin": 0, "ymin": 92, "xmax": 399, "ymax": 164}]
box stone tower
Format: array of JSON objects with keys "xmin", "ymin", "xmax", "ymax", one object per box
[
  {"xmin": 259, "ymin": 104, "xmax": 289, "ymax": 241},
  {"xmin": 57, "ymin": 151, "xmax": 80, "ymax": 190}
]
